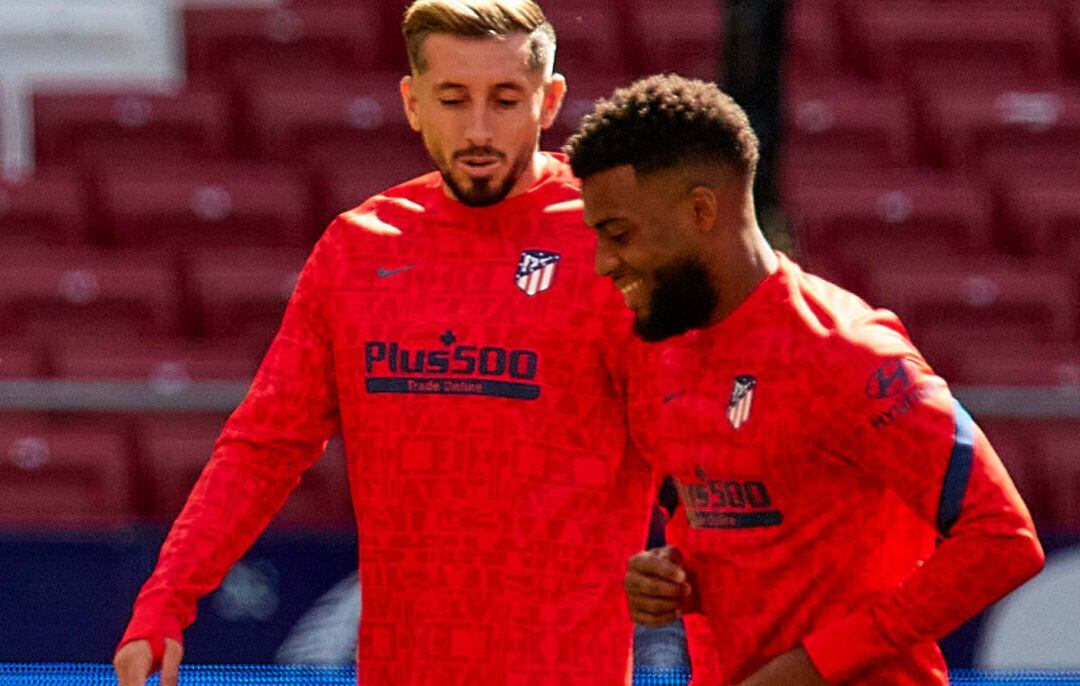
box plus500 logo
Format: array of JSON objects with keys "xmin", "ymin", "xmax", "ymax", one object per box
[{"xmin": 364, "ymin": 341, "xmax": 538, "ymax": 379}]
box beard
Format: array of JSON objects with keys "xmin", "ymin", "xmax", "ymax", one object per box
[
  {"xmin": 633, "ymin": 256, "xmax": 719, "ymax": 342},
  {"xmin": 433, "ymin": 145, "xmax": 533, "ymax": 207}
]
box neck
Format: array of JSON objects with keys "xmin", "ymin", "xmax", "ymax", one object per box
[
  {"xmin": 508, "ymin": 150, "xmax": 547, "ymax": 198},
  {"xmin": 705, "ymin": 222, "xmax": 778, "ymax": 327}
]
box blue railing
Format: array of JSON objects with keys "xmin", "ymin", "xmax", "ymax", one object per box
[{"xmin": 1, "ymin": 665, "xmax": 1079, "ymax": 685}]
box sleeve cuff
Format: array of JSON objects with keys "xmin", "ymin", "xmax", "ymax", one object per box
[
  {"xmin": 802, "ymin": 611, "xmax": 896, "ymax": 684},
  {"xmin": 118, "ymin": 606, "xmax": 185, "ymax": 671}
]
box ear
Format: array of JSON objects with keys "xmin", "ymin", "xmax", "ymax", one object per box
[
  {"xmin": 687, "ymin": 186, "xmax": 718, "ymax": 235},
  {"xmin": 400, "ymin": 75, "xmax": 422, "ymax": 132},
  {"xmin": 538, "ymin": 73, "xmax": 567, "ymax": 130}
]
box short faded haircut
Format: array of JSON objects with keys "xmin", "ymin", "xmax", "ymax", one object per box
[
  {"xmin": 565, "ymin": 74, "xmax": 760, "ymax": 183},
  {"xmin": 402, "ymin": 0, "xmax": 557, "ymax": 75}
]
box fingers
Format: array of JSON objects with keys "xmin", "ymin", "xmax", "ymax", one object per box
[
  {"xmin": 627, "ymin": 547, "xmax": 687, "ymax": 585},
  {"xmin": 113, "ymin": 640, "xmax": 152, "ymax": 686},
  {"xmin": 625, "ymin": 546, "xmax": 693, "ymax": 627},
  {"xmin": 160, "ymin": 638, "xmax": 184, "ymax": 686}
]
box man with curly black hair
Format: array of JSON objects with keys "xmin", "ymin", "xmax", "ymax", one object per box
[{"xmin": 566, "ymin": 74, "xmax": 1044, "ymax": 686}]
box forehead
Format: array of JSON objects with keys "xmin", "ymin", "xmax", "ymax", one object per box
[
  {"xmin": 416, "ymin": 32, "xmax": 536, "ymax": 87},
  {"xmin": 581, "ymin": 165, "xmax": 642, "ymax": 227}
]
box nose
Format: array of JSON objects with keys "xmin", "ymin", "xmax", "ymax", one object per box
[
  {"xmin": 594, "ymin": 239, "xmax": 619, "ymax": 277},
  {"xmin": 465, "ymin": 102, "xmax": 494, "ymax": 145}
]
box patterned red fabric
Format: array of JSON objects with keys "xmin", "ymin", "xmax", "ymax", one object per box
[
  {"xmin": 119, "ymin": 154, "xmax": 656, "ymax": 685},
  {"xmin": 651, "ymin": 254, "xmax": 1044, "ymax": 685}
]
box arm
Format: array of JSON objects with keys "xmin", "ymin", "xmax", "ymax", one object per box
[
  {"xmin": 798, "ymin": 349, "xmax": 1044, "ymax": 684},
  {"xmin": 116, "ymin": 229, "xmax": 343, "ymax": 678}
]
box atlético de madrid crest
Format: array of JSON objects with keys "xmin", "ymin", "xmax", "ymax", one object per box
[
  {"xmin": 515, "ymin": 250, "xmax": 560, "ymax": 296},
  {"xmin": 727, "ymin": 375, "xmax": 756, "ymax": 429}
]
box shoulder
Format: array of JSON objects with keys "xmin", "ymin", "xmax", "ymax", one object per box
[
  {"xmin": 328, "ymin": 171, "xmax": 443, "ymax": 243},
  {"xmin": 781, "ymin": 258, "xmax": 931, "ymax": 385}
]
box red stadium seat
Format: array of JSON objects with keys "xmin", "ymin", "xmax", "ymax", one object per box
[
  {"xmin": 626, "ymin": 0, "xmax": 723, "ymax": 81},
  {"xmin": 0, "ymin": 418, "xmax": 134, "ymax": 527},
  {"xmin": 541, "ymin": 72, "xmax": 618, "ymax": 150},
  {"xmin": 784, "ymin": 171, "xmax": 993, "ymax": 287},
  {"xmin": 95, "ymin": 162, "xmax": 314, "ymax": 248},
  {"xmin": 0, "ymin": 344, "xmax": 45, "ymax": 379},
  {"xmin": 787, "ymin": 0, "xmax": 844, "ymax": 84},
  {"xmin": 843, "ymin": 2, "xmax": 1062, "ymax": 88},
  {"xmin": 32, "ymin": 88, "xmax": 232, "ymax": 164},
  {"xmin": 542, "ymin": 4, "xmax": 631, "ymax": 79},
  {"xmin": 183, "ymin": 4, "xmax": 391, "ymax": 85},
  {"xmin": 0, "ymin": 247, "xmax": 181, "ymax": 340},
  {"xmin": 1032, "ymin": 421, "xmax": 1080, "ymax": 533},
  {"xmin": 933, "ymin": 341, "xmax": 1080, "ymax": 388},
  {"xmin": 1065, "ymin": 4, "xmax": 1080, "ymax": 80},
  {"xmin": 995, "ymin": 170, "xmax": 1080, "ymax": 259},
  {"xmin": 0, "ymin": 167, "xmax": 88, "ymax": 246},
  {"xmin": 920, "ymin": 86, "xmax": 1080, "ymax": 171},
  {"xmin": 863, "ymin": 260, "xmax": 1077, "ymax": 348},
  {"xmin": 783, "ymin": 85, "xmax": 917, "ymax": 173},
  {"xmin": 242, "ymin": 73, "xmax": 425, "ymax": 168},
  {"xmin": 50, "ymin": 336, "xmax": 261, "ymax": 384},
  {"xmin": 137, "ymin": 417, "xmax": 352, "ymax": 527},
  {"xmin": 187, "ymin": 247, "xmax": 309, "ymax": 346},
  {"xmin": 975, "ymin": 419, "xmax": 1049, "ymax": 528},
  {"xmin": 314, "ymin": 158, "xmax": 434, "ymax": 227}
]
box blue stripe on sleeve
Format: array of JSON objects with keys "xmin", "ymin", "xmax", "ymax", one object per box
[{"xmin": 937, "ymin": 400, "xmax": 975, "ymax": 535}]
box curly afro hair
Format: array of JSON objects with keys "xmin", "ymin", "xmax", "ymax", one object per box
[{"xmin": 564, "ymin": 74, "xmax": 759, "ymax": 182}]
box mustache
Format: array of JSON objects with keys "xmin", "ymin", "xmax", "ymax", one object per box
[{"xmin": 453, "ymin": 146, "xmax": 506, "ymax": 160}]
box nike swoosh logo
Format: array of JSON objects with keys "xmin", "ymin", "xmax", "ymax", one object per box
[
  {"xmin": 663, "ymin": 391, "xmax": 685, "ymax": 404},
  {"xmin": 377, "ymin": 265, "xmax": 414, "ymax": 278}
]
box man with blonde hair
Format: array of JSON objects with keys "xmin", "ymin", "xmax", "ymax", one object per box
[{"xmin": 113, "ymin": 2, "xmax": 656, "ymax": 684}]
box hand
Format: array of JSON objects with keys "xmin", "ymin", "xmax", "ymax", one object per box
[
  {"xmin": 114, "ymin": 638, "xmax": 183, "ymax": 686},
  {"xmin": 624, "ymin": 545, "xmax": 698, "ymax": 627},
  {"xmin": 736, "ymin": 646, "xmax": 828, "ymax": 686}
]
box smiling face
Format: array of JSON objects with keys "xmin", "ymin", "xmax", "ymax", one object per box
[
  {"xmin": 582, "ymin": 165, "xmax": 719, "ymax": 342},
  {"xmin": 400, "ymin": 32, "xmax": 564, "ymax": 207}
]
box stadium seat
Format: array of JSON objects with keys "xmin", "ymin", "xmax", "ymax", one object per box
[
  {"xmin": 1033, "ymin": 421, "xmax": 1080, "ymax": 533},
  {"xmin": 0, "ymin": 168, "xmax": 88, "ymax": 246},
  {"xmin": 0, "ymin": 247, "xmax": 181, "ymax": 340},
  {"xmin": 541, "ymin": 72, "xmax": 619, "ymax": 150},
  {"xmin": 783, "ymin": 85, "xmax": 917, "ymax": 172},
  {"xmin": 136, "ymin": 417, "xmax": 352, "ymax": 527},
  {"xmin": 241, "ymin": 73, "xmax": 420, "ymax": 166},
  {"xmin": 0, "ymin": 344, "xmax": 44, "ymax": 379},
  {"xmin": 863, "ymin": 260, "xmax": 1077, "ymax": 348},
  {"xmin": 786, "ymin": 0, "xmax": 844, "ymax": 84},
  {"xmin": 32, "ymin": 88, "xmax": 233, "ymax": 164},
  {"xmin": 625, "ymin": 0, "xmax": 723, "ymax": 81},
  {"xmin": 0, "ymin": 417, "xmax": 133, "ymax": 527},
  {"xmin": 1066, "ymin": 4, "xmax": 1080, "ymax": 80},
  {"xmin": 843, "ymin": 2, "xmax": 1062, "ymax": 88},
  {"xmin": 995, "ymin": 170, "xmax": 1080, "ymax": 259},
  {"xmin": 94, "ymin": 162, "xmax": 314, "ymax": 248},
  {"xmin": 975, "ymin": 419, "xmax": 1050, "ymax": 529},
  {"xmin": 314, "ymin": 158, "xmax": 434, "ymax": 228},
  {"xmin": 784, "ymin": 171, "xmax": 993, "ymax": 288},
  {"xmin": 919, "ymin": 87, "xmax": 1080, "ymax": 171},
  {"xmin": 187, "ymin": 247, "xmax": 309, "ymax": 346},
  {"xmin": 935, "ymin": 341, "xmax": 1080, "ymax": 389},
  {"xmin": 183, "ymin": 4, "xmax": 391, "ymax": 86},
  {"xmin": 542, "ymin": 3, "xmax": 632, "ymax": 79},
  {"xmin": 50, "ymin": 336, "xmax": 261, "ymax": 385}
]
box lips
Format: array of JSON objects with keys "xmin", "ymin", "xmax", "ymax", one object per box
[{"xmin": 457, "ymin": 155, "xmax": 502, "ymax": 177}]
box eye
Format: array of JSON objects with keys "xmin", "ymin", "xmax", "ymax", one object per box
[
  {"xmin": 496, "ymin": 99, "xmax": 520, "ymax": 108},
  {"xmin": 439, "ymin": 99, "xmax": 465, "ymax": 107}
]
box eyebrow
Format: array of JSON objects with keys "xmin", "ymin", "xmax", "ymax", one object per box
[
  {"xmin": 590, "ymin": 217, "xmax": 622, "ymax": 232},
  {"xmin": 433, "ymin": 81, "xmax": 528, "ymax": 93}
]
